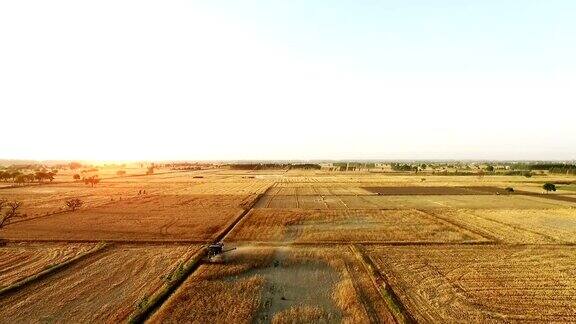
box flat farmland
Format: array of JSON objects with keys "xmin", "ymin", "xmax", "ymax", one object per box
[
  {"xmin": 0, "ymin": 182, "xmax": 164, "ymax": 218},
  {"xmin": 1, "ymin": 173, "xmax": 269, "ymax": 241},
  {"xmin": 364, "ymin": 194, "xmax": 575, "ymax": 209},
  {"xmin": 363, "ymin": 186, "xmax": 503, "ymax": 195},
  {"xmin": 150, "ymin": 246, "xmax": 396, "ymax": 323},
  {"xmin": 424, "ymin": 209, "xmax": 559, "ymax": 244},
  {"xmin": 256, "ymin": 193, "xmax": 570, "ymax": 209},
  {"xmin": 0, "ymin": 244, "xmax": 200, "ymax": 323},
  {"xmin": 469, "ymin": 208, "xmax": 576, "ymax": 243},
  {"xmin": 0, "ymin": 194, "xmax": 252, "ymax": 241},
  {"xmin": 228, "ymin": 209, "xmax": 486, "ymax": 243},
  {"xmin": 366, "ymin": 245, "xmax": 576, "ymax": 322},
  {"xmin": 2, "ymin": 168, "xmax": 576, "ymax": 322},
  {"xmin": 0, "ymin": 171, "xmax": 271, "ymax": 219},
  {"xmin": 0, "ymin": 242, "xmax": 98, "ymax": 289}
]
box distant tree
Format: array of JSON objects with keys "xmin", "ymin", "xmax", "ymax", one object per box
[
  {"xmin": 1, "ymin": 200, "xmax": 22, "ymax": 228},
  {"xmin": 116, "ymin": 170, "xmax": 127, "ymax": 176},
  {"xmin": 485, "ymin": 165, "xmax": 495, "ymax": 172},
  {"xmin": 543, "ymin": 183, "xmax": 556, "ymax": 194},
  {"xmin": 69, "ymin": 162, "xmax": 82, "ymax": 170},
  {"xmin": 73, "ymin": 174, "xmax": 81, "ymax": 181},
  {"xmin": 46, "ymin": 171, "xmax": 55, "ymax": 182},
  {"xmin": 477, "ymin": 170, "xmax": 485, "ymax": 180},
  {"xmin": 25, "ymin": 174, "xmax": 35, "ymax": 183},
  {"xmin": 15, "ymin": 175, "xmax": 26, "ymax": 186},
  {"xmin": 505, "ymin": 187, "xmax": 514, "ymax": 194},
  {"xmin": 84, "ymin": 176, "xmax": 100, "ymax": 187},
  {"xmin": 65, "ymin": 198, "xmax": 83, "ymax": 211},
  {"xmin": 523, "ymin": 171, "xmax": 533, "ymax": 178},
  {"xmin": 35, "ymin": 171, "xmax": 47, "ymax": 183},
  {"xmin": 10, "ymin": 171, "xmax": 22, "ymax": 182},
  {"xmin": 420, "ymin": 164, "xmax": 427, "ymax": 170}
]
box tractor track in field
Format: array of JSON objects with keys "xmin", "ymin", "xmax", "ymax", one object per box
[
  {"xmin": 415, "ymin": 208, "xmax": 502, "ymax": 243},
  {"xmin": 128, "ymin": 183, "xmax": 277, "ymax": 324},
  {"xmin": 513, "ymin": 190, "xmax": 576, "ymax": 204},
  {"xmin": 343, "ymin": 260, "xmax": 382, "ymax": 323},
  {"xmin": 0, "ymin": 242, "xmax": 110, "ymax": 297},
  {"xmin": 350, "ymin": 245, "xmax": 416, "ymax": 324}
]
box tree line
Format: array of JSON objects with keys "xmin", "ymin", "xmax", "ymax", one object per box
[{"xmin": 0, "ymin": 170, "xmax": 57, "ymax": 185}]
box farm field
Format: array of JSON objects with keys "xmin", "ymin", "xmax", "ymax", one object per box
[
  {"xmin": 228, "ymin": 209, "xmax": 486, "ymax": 243},
  {"xmin": 0, "ymin": 242, "xmax": 98, "ymax": 289},
  {"xmin": 0, "ymin": 171, "xmax": 272, "ymax": 241},
  {"xmin": 256, "ymin": 192, "xmax": 574, "ymax": 209},
  {"xmin": 149, "ymin": 245, "xmax": 396, "ymax": 323},
  {"xmin": 1, "ymin": 168, "xmax": 576, "ymax": 322},
  {"xmin": 0, "ymin": 244, "xmax": 200, "ymax": 323},
  {"xmin": 365, "ymin": 245, "xmax": 576, "ymax": 322},
  {"xmin": 0, "ymin": 193, "xmax": 254, "ymax": 241},
  {"xmin": 469, "ymin": 208, "xmax": 576, "ymax": 243}
]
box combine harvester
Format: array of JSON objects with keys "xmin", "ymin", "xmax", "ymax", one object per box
[{"xmin": 205, "ymin": 242, "xmax": 236, "ymax": 262}]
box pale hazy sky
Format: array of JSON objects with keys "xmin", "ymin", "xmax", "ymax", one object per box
[{"xmin": 1, "ymin": 1, "xmax": 575, "ymax": 161}]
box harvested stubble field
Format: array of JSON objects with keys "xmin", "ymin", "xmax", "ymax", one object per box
[
  {"xmin": 0, "ymin": 244, "xmax": 200, "ymax": 323},
  {"xmin": 0, "ymin": 170, "xmax": 272, "ymax": 219},
  {"xmin": 423, "ymin": 209, "xmax": 559, "ymax": 244},
  {"xmin": 1, "ymin": 169, "xmax": 576, "ymax": 322},
  {"xmin": 228, "ymin": 209, "xmax": 486, "ymax": 243},
  {"xmin": 256, "ymin": 192, "xmax": 571, "ymax": 210},
  {"xmin": 149, "ymin": 245, "xmax": 396, "ymax": 323},
  {"xmin": 0, "ymin": 172, "xmax": 268, "ymax": 241},
  {"xmin": 363, "ymin": 186, "xmax": 503, "ymax": 195},
  {"xmin": 365, "ymin": 245, "xmax": 576, "ymax": 322},
  {"xmin": 0, "ymin": 242, "xmax": 97, "ymax": 288},
  {"xmin": 467, "ymin": 208, "xmax": 576, "ymax": 243},
  {"xmin": 0, "ymin": 194, "xmax": 255, "ymax": 241}
]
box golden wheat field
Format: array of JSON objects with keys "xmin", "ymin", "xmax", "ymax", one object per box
[
  {"xmin": 365, "ymin": 245, "xmax": 576, "ymax": 322},
  {"xmin": 1, "ymin": 167, "xmax": 576, "ymax": 322}
]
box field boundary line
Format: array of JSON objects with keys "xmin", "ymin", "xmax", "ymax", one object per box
[
  {"xmin": 226, "ymin": 240, "xmax": 498, "ymax": 246},
  {"xmin": 199, "ymin": 241, "xmax": 576, "ymax": 248},
  {"xmin": 128, "ymin": 183, "xmax": 276, "ymax": 323},
  {"xmin": 215, "ymin": 184, "xmax": 275, "ymax": 242},
  {"xmin": 415, "ymin": 209, "xmax": 501, "ymax": 243},
  {"xmin": 264, "ymin": 182, "xmax": 278, "ymax": 208},
  {"xmin": 295, "ymin": 189, "xmax": 300, "ymax": 208},
  {"xmin": 463, "ymin": 210, "xmax": 564, "ymax": 244},
  {"xmin": 0, "ymin": 242, "xmax": 110, "ymax": 297},
  {"xmin": 350, "ymin": 245, "xmax": 415, "ymax": 324},
  {"xmin": 2, "ymin": 239, "xmax": 208, "ymax": 244},
  {"xmin": 343, "ymin": 257, "xmax": 382, "ymax": 323},
  {"xmin": 515, "ymin": 190, "xmax": 576, "ymax": 204},
  {"xmin": 127, "ymin": 247, "xmax": 207, "ymax": 324},
  {"xmin": 312, "ymin": 186, "xmax": 330, "ymax": 209}
]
